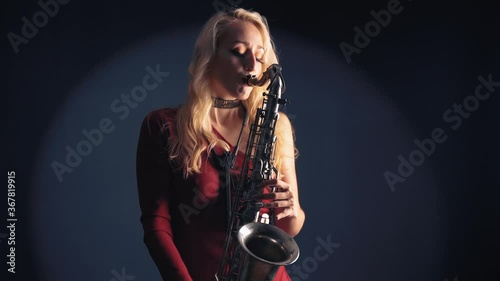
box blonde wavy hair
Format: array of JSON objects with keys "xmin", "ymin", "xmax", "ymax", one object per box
[{"xmin": 170, "ymin": 8, "xmax": 296, "ymax": 178}]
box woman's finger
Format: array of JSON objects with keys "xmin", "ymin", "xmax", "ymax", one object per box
[
  {"xmin": 257, "ymin": 179, "xmax": 278, "ymax": 189},
  {"xmin": 257, "ymin": 198, "xmax": 294, "ymax": 209},
  {"xmin": 252, "ymin": 190, "xmax": 292, "ymax": 200},
  {"xmin": 257, "ymin": 179, "xmax": 289, "ymax": 190}
]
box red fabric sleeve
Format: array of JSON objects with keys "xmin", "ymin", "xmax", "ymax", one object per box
[{"xmin": 136, "ymin": 110, "xmax": 193, "ymax": 281}]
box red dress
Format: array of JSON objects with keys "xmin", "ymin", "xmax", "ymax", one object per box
[{"xmin": 135, "ymin": 107, "xmax": 291, "ymax": 281}]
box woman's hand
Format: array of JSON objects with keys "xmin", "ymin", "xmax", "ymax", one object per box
[
  {"xmin": 252, "ymin": 178, "xmax": 300, "ymax": 221},
  {"xmin": 248, "ymin": 113, "xmax": 305, "ymax": 237}
]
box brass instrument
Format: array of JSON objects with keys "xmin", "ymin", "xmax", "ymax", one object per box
[{"xmin": 214, "ymin": 64, "xmax": 300, "ymax": 281}]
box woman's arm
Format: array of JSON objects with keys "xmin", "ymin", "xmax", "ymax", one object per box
[
  {"xmin": 136, "ymin": 111, "xmax": 193, "ymax": 281},
  {"xmin": 254, "ymin": 113, "xmax": 305, "ymax": 237}
]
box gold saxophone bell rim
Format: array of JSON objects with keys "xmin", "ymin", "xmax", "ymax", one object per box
[{"xmin": 237, "ymin": 222, "xmax": 300, "ymax": 266}]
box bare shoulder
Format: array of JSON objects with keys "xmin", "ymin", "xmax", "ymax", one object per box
[
  {"xmin": 277, "ymin": 111, "xmax": 298, "ymax": 152},
  {"xmin": 278, "ymin": 111, "xmax": 292, "ymax": 127},
  {"xmin": 277, "ymin": 111, "xmax": 296, "ymax": 136},
  {"xmin": 276, "ymin": 111, "xmax": 298, "ymax": 167}
]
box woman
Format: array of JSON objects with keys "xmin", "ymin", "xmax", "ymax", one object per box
[{"xmin": 136, "ymin": 8, "xmax": 305, "ymax": 281}]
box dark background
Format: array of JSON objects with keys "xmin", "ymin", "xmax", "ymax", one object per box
[{"xmin": 3, "ymin": 0, "xmax": 499, "ymax": 281}]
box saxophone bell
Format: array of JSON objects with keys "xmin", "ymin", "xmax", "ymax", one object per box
[{"xmin": 237, "ymin": 222, "xmax": 300, "ymax": 281}]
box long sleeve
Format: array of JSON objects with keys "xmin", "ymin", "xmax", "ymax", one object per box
[{"xmin": 135, "ymin": 111, "xmax": 193, "ymax": 281}]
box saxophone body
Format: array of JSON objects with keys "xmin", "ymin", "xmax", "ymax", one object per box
[{"xmin": 214, "ymin": 64, "xmax": 300, "ymax": 281}]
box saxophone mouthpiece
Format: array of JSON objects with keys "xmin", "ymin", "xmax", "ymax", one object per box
[
  {"xmin": 242, "ymin": 63, "xmax": 282, "ymax": 87},
  {"xmin": 242, "ymin": 74, "xmax": 263, "ymax": 87}
]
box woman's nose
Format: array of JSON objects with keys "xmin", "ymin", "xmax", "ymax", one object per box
[{"xmin": 244, "ymin": 53, "xmax": 257, "ymax": 72}]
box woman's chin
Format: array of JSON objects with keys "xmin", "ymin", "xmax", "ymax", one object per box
[{"xmin": 235, "ymin": 86, "xmax": 252, "ymax": 100}]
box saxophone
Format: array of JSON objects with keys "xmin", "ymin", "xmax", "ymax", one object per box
[{"xmin": 214, "ymin": 64, "xmax": 300, "ymax": 281}]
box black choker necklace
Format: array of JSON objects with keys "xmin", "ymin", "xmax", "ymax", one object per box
[{"xmin": 211, "ymin": 97, "xmax": 241, "ymax": 109}]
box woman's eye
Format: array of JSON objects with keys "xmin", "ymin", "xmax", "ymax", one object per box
[
  {"xmin": 232, "ymin": 49, "xmax": 264, "ymax": 64},
  {"xmin": 232, "ymin": 49, "xmax": 244, "ymax": 57}
]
